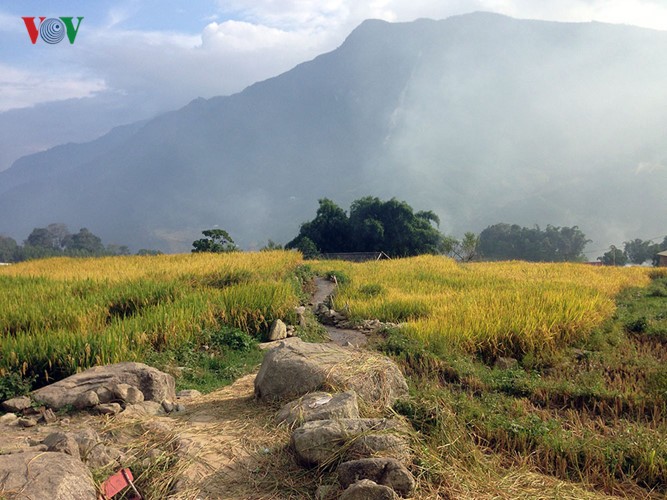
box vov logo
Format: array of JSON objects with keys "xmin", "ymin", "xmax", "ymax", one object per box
[{"xmin": 22, "ymin": 17, "xmax": 84, "ymax": 45}]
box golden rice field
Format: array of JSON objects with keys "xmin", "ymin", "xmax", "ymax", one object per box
[
  {"xmin": 0, "ymin": 252, "xmax": 302, "ymax": 382},
  {"xmin": 311, "ymin": 256, "xmax": 656, "ymax": 357},
  {"xmin": 0, "ymin": 251, "xmax": 659, "ymax": 385}
]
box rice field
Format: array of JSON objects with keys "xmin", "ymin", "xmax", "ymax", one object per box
[
  {"xmin": 0, "ymin": 251, "xmax": 658, "ymax": 388},
  {"xmin": 312, "ymin": 256, "xmax": 655, "ymax": 357},
  {"xmin": 0, "ymin": 251, "xmax": 302, "ymax": 383}
]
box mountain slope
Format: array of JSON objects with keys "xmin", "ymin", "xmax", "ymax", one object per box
[{"xmin": 1, "ymin": 12, "xmax": 666, "ymax": 252}]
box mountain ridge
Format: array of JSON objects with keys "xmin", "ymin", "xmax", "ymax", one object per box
[{"xmin": 1, "ymin": 12, "xmax": 666, "ymax": 252}]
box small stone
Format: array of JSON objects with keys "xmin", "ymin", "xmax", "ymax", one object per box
[
  {"xmin": 38, "ymin": 408, "xmax": 58, "ymax": 424},
  {"xmin": 267, "ymin": 319, "xmax": 288, "ymax": 341},
  {"xmin": 494, "ymin": 357, "xmax": 519, "ymax": 370},
  {"xmin": 175, "ymin": 403, "xmax": 186, "ymax": 412},
  {"xmin": 161, "ymin": 400, "xmax": 175, "ymax": 413},
  {"xmin": 1, "ymin": 395, "xmax": 32, "ymax": 413},
  {"xmin": 176, "ymin": 389, "xmax": 201, "ymax": 399},
  {"xmin": 73, "ymin": 390, "xmax": 99, "ymax": 410},
  {"xmin": 340, "ymin": 479, "xmax": 397, "ymax": 500},
  {"xmin": 95, "ymin": 403, "xmax": 122, "ymax": 415},
  {"xmin": 42, "ymin": 432, "xmax": 81, "ymax": 460},
  {"xmin": 315, "ymin": 484, "xmax": 338, "ymax": 500},
  {"xmin": 337, "ymin": 458, "xmax": 415, "ymax": 497},
  {"xmin": 18, "ymin": 417, "xmax": 37, "ymax": 428}
]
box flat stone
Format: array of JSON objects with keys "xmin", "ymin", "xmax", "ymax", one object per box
[
  {"xmin": 494, "ymin": 357, "xmax": 519, "ymax": 370},
  {"xmin": 276, "ymin": 391, "xmax": 359, "ymax": 426},
  {"xmin": 177, "ymin": 389, "xmax": 201, "ymax": 399},
  {"xmin": 32, "ymin": 362, "xmax": 176, "ymax": 410},
  {"xmin": 0, "ymin": 412, "xmax": 18, "ymax": 424}
]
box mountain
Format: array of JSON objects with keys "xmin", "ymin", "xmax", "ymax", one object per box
[{"xmin": 1, "ymin": 12, "xmax": 666, "ymax": 253}]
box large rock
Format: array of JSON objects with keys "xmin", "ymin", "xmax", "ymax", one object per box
[
  {"xmin": 0, "ymin": 451, "xmax": 96, "ymax": 499},
  {"xmin": 291, "ymin": 418, "xmax": 410, "ymax": 467},
  {"xmin": 337, "ymin": 458, "xmax": 415, "ymax": 498},
  {"xmin": 32, "ymin": 362, "xmax": 176, "ymax": 410},
  {"xmin": 340, "ymin": 479, "xmax": 397, "ymax": 500},
  {"xmin": 276, "ymin": 391, "xmax": 359, "ymax": 426},
  {"xmin": 254, "ymin": 339, "xmax": 407, "ymax": 407}
]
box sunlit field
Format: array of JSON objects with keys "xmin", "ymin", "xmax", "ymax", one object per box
[
  {"xmin": 312, "ymin": 256, "xmax": 654, "ymax": 357},
  {"xmin": 0, "ymin": 252, "xmax": 302, "ymax": 383}
]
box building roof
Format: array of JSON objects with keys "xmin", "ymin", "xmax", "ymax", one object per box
[{"xmin": 658, "ymin": 251, "xmax": 667, "ymax": 257}]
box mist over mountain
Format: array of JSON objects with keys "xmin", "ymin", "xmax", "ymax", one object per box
[{"xmin": 1, "ymin": 12, "xmax": 666, "ymax": 254}]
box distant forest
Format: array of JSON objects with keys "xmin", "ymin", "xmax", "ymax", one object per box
[
  {"xmin": 0, "ymin": 223, "xmax": 161, "ymax": 262},
  {"xmin": 2, "ymin": 200, "xmax": 666, "ymax": 266}
]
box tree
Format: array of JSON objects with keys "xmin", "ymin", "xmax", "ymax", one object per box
[
  {"xmin": 63, "ymin": 228, "xmax": 105, "ymax": 255},
  {"xmin": 623, "ymin": 239, "xmax": 654, "ymax": 265},
  {"xmin": 478, "ymin": 223, "xmax": 589, "ymax": 262},
  {"xmin": 651, "ymin": 236, "xmax": 667, "ymax": 266},
  {"xmin": 192, "ymin": 229, "xmax": 237, "ymax": 253},
  {"xmin": 106, "ymin": 244, "xmax": 131, "ymax": 256},
  {"xmin": 137, "ymin": 249, "xmax": 163, "ymax": 256},
  {"xmin": 0, "ymin": 236, "xmax": 19, "ymax": 262},
  {"xmin": 287, "ymin": 199, "xmax": 350, "ymax": 253},
  {"xmin": 598, "ymin": 246, "xmax": 628, "ymax": 266},
  {"xmin": 287, "ymin": 196, "xmax": 444, "ymax": 258},
  {"xmin": 260, "ymin": 240, "xmax": 283, "ymax": 252},
  {"xmin": 444, "ymin": 232, "xmax": 479, "ymax": 262}
]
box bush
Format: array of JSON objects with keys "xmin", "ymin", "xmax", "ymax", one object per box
[
  {"xmin": 0, "ymin": 373, "xmax": 35, "ymax": 401},
  {"xmin": 209, "ymin": 327, "xmax": 256, "ymax": 352}
]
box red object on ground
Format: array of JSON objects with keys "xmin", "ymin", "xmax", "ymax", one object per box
[{"xmin": 99, "ymin": 468, "xmax": 141, "ymax": 499}]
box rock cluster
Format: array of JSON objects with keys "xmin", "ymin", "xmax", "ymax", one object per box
[
  {"xmin": 314, "ymin": 303, "xmax": 398, "ymax": 334},
  {"xmin": 0, "ymin": 362, "xmax": 194, "ymax": 499},
  {"xmin": 254, "ymin": 337, "xmax": 416, "ymax": 498}
]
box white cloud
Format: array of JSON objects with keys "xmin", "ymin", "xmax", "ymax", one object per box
[{"xmin": 0, "ymin": 63, "xmax": 105, "ymax": 112}]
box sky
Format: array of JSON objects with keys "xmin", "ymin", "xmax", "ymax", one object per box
[{"xmin": 2, "ymin": 0, "xmax": 667, "ymax": 171}]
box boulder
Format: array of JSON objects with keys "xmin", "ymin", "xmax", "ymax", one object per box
[
  {"xmin": 291, "ymin": 418, "xmax": 410, "ymax": 467},
  {"xmin": 32, "ymin": 362, "xmax": 176, "ymax": 410},
  {"xmin": 337, "ymin": 458, "xmax": 415, "ymax": 497},
  {"xmin": 340, "ymin": 479, "xmax": 397, "ymax": 500},
  {"xmin": 276, "ymin": 391, "xmax": 359, "ymax": 427},
  {"xmin": 0, "ymin": 412, "xmax": 18, "ymax": 424},
  {"xmin": 1, "ymin": 395, "xmax": 32, "ymax": 413},
  {"xmin": 267, "ymin": 319, "xmax": 288, "ymax": 341},
  {"xmin": 0, "ymin": 451, "xmax": 96, "ymax": 499},
  {"xmin": 254, "ymin": 339, "xmax": 407, "ymax": 407}
]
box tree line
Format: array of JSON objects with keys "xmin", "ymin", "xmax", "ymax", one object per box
[{"xmin": 0, "ymin": 223, "xmax": 161, "ymax": 263}]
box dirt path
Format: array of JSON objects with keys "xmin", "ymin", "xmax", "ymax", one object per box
[{"xmin": 312, "ymin": 277, "xmax": 368, "ymax": 347}]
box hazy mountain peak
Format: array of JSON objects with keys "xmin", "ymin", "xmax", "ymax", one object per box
[{"xmin": 1, "ymin": 14, "xmax": 665, "ymax": 254}]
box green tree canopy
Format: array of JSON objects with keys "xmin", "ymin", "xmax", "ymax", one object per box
[
  {"xmin": 478, "ymin": 223, "xmax": 589, "ymax": 262},
  {"xmin": 0, "ymin": 235, "xmax": 19, "ymax": 262},
  {"xmin": 192, "ymin": 229, "xmax": 237, "ymax": 253},
  {"xmin": 287, "ymin": 196, "xmax": 443, "ymax": 257},
  {"xmin": 598, "ymin": 246, "xmax": 628, "ymax": 266}
]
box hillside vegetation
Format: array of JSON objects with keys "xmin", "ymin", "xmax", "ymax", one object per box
[{"xmin": 1, "ymin": 252, "xmax": 665, "ymax": 497}]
